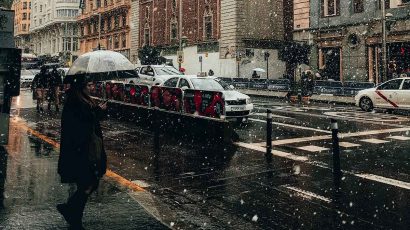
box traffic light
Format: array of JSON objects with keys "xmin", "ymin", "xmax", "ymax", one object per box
[{"xmin": 264, "ymin": 52, "xmax": 270, "ymax": 61}]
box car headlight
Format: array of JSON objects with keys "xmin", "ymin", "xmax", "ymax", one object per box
[{"xmin": 246, "ymin": 98, "xmax": 251, "ymax": 104}]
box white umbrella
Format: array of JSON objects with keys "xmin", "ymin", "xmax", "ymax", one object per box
[
  {"xmin": 252, "ymin": 68, "xmax": 266, "ymax": 73},
  {"xmin": 66, "ymin": 50, "xmax": 138, "ymax": 82}
]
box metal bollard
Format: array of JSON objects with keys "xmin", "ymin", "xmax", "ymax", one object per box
[
  {"xmin": 331, "ymin": 119, "xmax": 342, "ymax": 187},
  {"xmin": 266, "ymin": 109, "xmax": 272, "ymax": 161}
]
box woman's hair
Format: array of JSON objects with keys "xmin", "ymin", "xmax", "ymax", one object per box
[{"xmin": 66, "ymin": 75, "xmax": 96, "ymax": 107}]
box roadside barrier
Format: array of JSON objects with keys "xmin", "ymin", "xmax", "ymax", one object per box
[
  {"xmin": 331, "ymin": 118, "xmax": 342, "ymax": 190},
  {"xmin": 91, "ymin": 81, "xmax": 235, "ymax": 143},
  {"xmin": 266, "ymin": 109, "xmax": 272, "ymax": 162},
  {"xmin": 91, "ymin": 81, "xmax": 227, "ymax": 120},
  {"xmin": 218, "ymin": 78, "xmax": 373, "ymax": 96}
]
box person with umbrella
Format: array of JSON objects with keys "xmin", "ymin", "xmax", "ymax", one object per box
[
  {"xmin": 32, "ymin": 65, "xmax": 48, "ymax": 112},
  {"xmin": 57, "ymin": 75, "xmax": 107, "ymax": 229},
  {"xmin": 252, "ymin": 71, "xmax": 260, "ymax": 79},
  {"xmin": 47, "ymin": 66, "xmax": 63, "ymax": 112}
]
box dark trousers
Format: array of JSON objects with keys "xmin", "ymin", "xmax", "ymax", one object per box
[{"xmin": 66, "ymin": 180, "xmax": 99, "ymax": 225}]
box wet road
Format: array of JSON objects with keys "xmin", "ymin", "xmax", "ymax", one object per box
[{"xmin": 3, "ymin": 89, "xmax": 410, "ymax": 229}]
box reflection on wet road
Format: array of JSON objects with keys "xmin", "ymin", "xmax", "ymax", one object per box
[{"xmin": 4, "ymin": 91, "xmax": 410, "ymax": 229}]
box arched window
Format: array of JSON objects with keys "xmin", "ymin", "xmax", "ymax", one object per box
[{"xmin": 122, "ymin": 33, "xmax": 126, "ymax": 48}]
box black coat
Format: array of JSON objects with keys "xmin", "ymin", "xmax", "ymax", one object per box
[{"xmin": 58, "ymin": 97, "xmax": 107, "ymax": 184}]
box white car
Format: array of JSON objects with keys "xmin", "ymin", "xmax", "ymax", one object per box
[
  {"xmin": 126, "ymin": 65, "xmax": 183, "ymax": 86},
  {"xmin": 20, "ymin": 69, "xmax": 39, "ymax": 88},
  {"xmin": 161, "ymin": 76, "xmax": 254, "ymax": 121},
  {"xmin": 355, "ymin": 77, "xmax": 410, "ymax": 111}
]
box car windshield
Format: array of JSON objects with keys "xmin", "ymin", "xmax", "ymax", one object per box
[
  {"xmin": 154, "ymin": 67, "xmax": 181, "ymax": 75},
  {"xmin": 191, "ymin": 78, "xmax": 225, "ymax": 91},
  {"xmin": 213, "ymin": 78, "xmax": 231, "ymax": 90}
]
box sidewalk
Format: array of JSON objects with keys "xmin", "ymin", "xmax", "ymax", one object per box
[
  {"xmin": 238, "ymin": 89, "xmax": 356, "ymax": 105},
  {"xmin": 0, "ymin": 118, "xmax": 168, "ymax": 230}
]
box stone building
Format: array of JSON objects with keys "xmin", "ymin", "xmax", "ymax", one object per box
[
  {"xmin": 30, "ymin": 0, "xmax": 80, "ymax": 62},
  {"xmin": 308, "ymin": 0, "xmax": 410, "ymax": 83},
  {"xmin": 138, "ymin": 0, "xmax": 291, "ymax": 78},
  {"xmin": 129, "ymin": 0, "xmax": 139, "ymax": 63},
  {"xmin": 78, "ymin": 0, "xmax": 131, "ymax": 59},
  {"xmin": 11, "ymin": 0, "xmax": 31, "ymax": 53}
]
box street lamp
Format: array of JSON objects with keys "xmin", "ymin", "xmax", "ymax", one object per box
[{"xmin": 381, "ymin": 2, "xmax": 393, "ymax": 83}]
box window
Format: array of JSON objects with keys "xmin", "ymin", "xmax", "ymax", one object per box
[
  {"xmin": 100, "ymin": 19, "xmax": 105, "ymax": 32},
  {"xmin": 107, "ymin": 17, "xmax": 111, "ymax": 30},
  {"xmin": 402, "ymin": 79, "xmax": 410, "ymax": 90},
  {"xmin": 378, "ymin": 79, "xmax": 403, "ymax": 90},
  {"xmin": 23, "ymin": 13, "xmax": 27, "ymax": 20},
  {"xmin": 141, "ymin": 66, "xmax": 154, "ymax": 76},
  {"xmin": 122, "ymin": 33, "xmax": 126, "ymax": 48},
  {"xmin": 378, "ymin": 0, "xmax": 390, "ymax": 9},
  {"xmin": 81, "ymin": 25, "xmax": 84, "ymax": 36},
  {"xmin": 93, "ymin": 21, "xmax": 98, "ymax": 34},
  {"xmin": 164, "ymin": 77, "xmax": 179, "ymax": 87},
  {"xmin": 353, "ymin": 0, "xmax": 364, "ymax": 13},
  {"xmin": 23, "ymin": 2, "xmax": 27, "ymax": 9},
  {"xmin": 402, "ymin": 0, "xmax": 410, "ymax": 4},
  {"xmin": 122, "ymin": 14, "xmax": 126, "ymax": 27},
  {"xmin": 104, "ymin": 0, "xmax": 108, "ymax": 6},
  {"xmin": 114, "ymin": 16, "xmax": 119, "ymax": 29},
  {"xmin": 107, "ymin": 36, "xmax": 112, "ymax": 49},
  {"xmin": 114, "ymin": 34, "xmax": 119, "ymax": 48},
  {"xmin": 73, "ymin": 38, "xmax": 78, "ymax": 51},
  {"xmin": 204, "ymin": 15, "xmax": 213, "ymax": 40},
  {"xmin": 87, "ymin": 24, "xmax": 91, "ymax": 35},
  {"xmin": 96, "ymin": 0, "xmax": 101, "ymax": 8},
  {"xmin": 178, "ymin": 79, "xmax": 190, "ymax": 89},
  {"xmin": 40, "ymin": 5, "xmax": 42, "ymax": 12},
  {"xmin": 322, "ymin": 0, "xmax": 340, "ymax": 16},
  {"xmin": 144, "ymin": 27, "xmax": 150, "ymax": 45},
  {"xmin": 22, "ymin": 24, "xmax": 27, "ymax": 31}
]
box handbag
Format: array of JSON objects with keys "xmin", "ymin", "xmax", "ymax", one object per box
[{"xmin": 88, "ymin": 125, "xmax": 103, "ymax": 176}]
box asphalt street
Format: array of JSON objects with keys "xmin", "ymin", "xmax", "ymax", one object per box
[{"xmin": 2, "ymin": 89, "xmax": 409, "ymax": 229}]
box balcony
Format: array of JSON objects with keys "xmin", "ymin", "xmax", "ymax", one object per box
[{"xmin": 78, "ymin": 0, "xmax": 130, "ymax": 21}]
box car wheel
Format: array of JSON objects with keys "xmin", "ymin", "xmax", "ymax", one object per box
[{"xmin": 359, "ymin": 97, "xmax": 373, "ymax": 112}]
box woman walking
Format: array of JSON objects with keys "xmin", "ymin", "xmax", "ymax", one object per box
[{"xmin": 57, "ymin": 75, "xmax": 107, "ymax": 229}]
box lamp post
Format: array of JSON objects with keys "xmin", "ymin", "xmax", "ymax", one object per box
[
  {"xmin": 178, "ymin": 0, "xmax": 183, "ymax": 70},
  {"xmin": 381, "ymin": 1, "xmax": 387, "ymax": 83}
]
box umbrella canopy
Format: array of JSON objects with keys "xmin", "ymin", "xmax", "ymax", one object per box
[
  {"xmin": 252, "ymin": 68, "xmax": 266, "ymax": 73},
  {"xmin": 65, "ymin": 50, "xmax": 138, "ymax": 83}
]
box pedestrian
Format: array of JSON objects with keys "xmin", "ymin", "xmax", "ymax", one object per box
[
  {"xmin": 47, "ymin": 66, "xmax": 63, "ymax": 112},
  {"xmin": 252, "ymin": 71, "xmax": 259, "ymax": 79},
  {"xmin": 32, "ymin": 65, "xmax": 48, "ymax": 112},
  {"xmin": 57, "ymin": 75, "xmax": 107, "ymax": 229},
  {"xmin": 208, "ymin": 69, "xmax": 214, "ymax": 76}
]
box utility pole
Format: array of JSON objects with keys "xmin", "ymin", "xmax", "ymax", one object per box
[
  {"xmin": 381, "ymin": 0, "xmax": 387, "ymax": 83},
  {"xmin": 178, "ymin": 0, "xmax": 183, "ymax": 70}
]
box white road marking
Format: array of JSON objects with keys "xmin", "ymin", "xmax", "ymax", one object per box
[
  {"xmin": 250, "ymin": 113, "xmax": 293, "ymax": 119},
  {"xmin": 324, "ymin": 111, "xmax": 410, "ymax": 122},
  {"xmin": 297, "ymin": 145, "xmax": 329, "ymax": 152},
  {"xmin": 236, "ymin": 143, "xmax": 410, "ymax": 191},
  {"xmin": 234, "ymin": 142, "xmax": 308, "ymax": 162},
  {"xmin": 360, "ymin": 138, "xmax": 389, "ymax": 144},
  {"xmin": 254, "ymin": 106, "xmax": 407, "ymax": 127},
  {"xmin": 339, "ymin": 142, "xmax": 361, "ymax": 148},
  {"xmin": 355, "ymin": 174, "xmax": 410, "ymax": 190},
  {"xmin": 387, "ymin": 135, "xmax": 410, "ymax": 141},
  {"xmin": 254, "ymin": 127, "xmax": 410, "ymax": 146},
  {"xmin": 249, "ymin": 118, "xmax": 332, "ymax": 134},
  {"xmin": 281, "ymin": 185, "xmax": 332, "ymax": 203}
]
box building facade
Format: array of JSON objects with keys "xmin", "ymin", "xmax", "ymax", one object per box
[
  {"xmin": 129, "ymin": 0, "xmax": 139, "ymax": 63},
  {"xmin": 78, "ymin": 0, "xmax": 131, "ymax": 59},
  {"xmin": 309, "ymin": 0, "xmax": 410, "ymax": 83},
  {"xmin": 30, "ymin": 0, "xmax": 80, "ymax": 62},
  {"xmin": 138, "ymin": 0, "xmax": 291, "ymax": 78},
  {"xmin": 11, "ymin": 0, "xmax": 31, "ymax": 53}
]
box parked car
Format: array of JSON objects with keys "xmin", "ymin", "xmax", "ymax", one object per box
[
  {"xmin": 20, "ymin": 69, "xmax": 40, "ymax": 88},
  {"xmin": 126, "ymin": 65, "xmax": 182, "ymax": 86},
  {"xmin": 355, "ymin": 77, "xmax": 410, "ymax": 112},
  {"xmin": 161, "ymin": 75, "xmax": 254, "ymax": 121}
]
